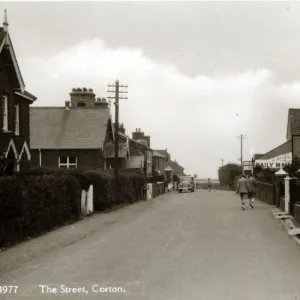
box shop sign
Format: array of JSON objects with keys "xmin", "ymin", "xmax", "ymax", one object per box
[{"xmin": 255, "ymin": 152, "xmax": 292, "ymax": 169}]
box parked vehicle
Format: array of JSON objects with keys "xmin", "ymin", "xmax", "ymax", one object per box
[{"xmin": 178, "ymin": 175, "xmax": 195, "ymax": 193}]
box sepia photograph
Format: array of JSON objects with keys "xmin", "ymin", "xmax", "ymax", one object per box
[{"xmin": 1, "ymin": 0, "xmax": 300, "ymax": 299}]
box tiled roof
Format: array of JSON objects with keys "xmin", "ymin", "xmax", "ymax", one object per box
[
  {"xmin": 255, "ymin": 140, "xmax": 291, "ymax": 161},
  {"xmin": 253, "ymin": 154, "xmax": 264, "ymax": 160},
  {"xmin": 30, "ymin": 107, "xmax": 111, "ymax": 149},
  {"xmin": 153, "ymin": 151, "xmax": 166, "ymax": 158},
  {"xmin": 166, "ymin": 160, "xmax": 184, "ymax": 174},
  {"xmin": 103, "ymin": 141, "xmax": 129, "ymax": 158},
  {"xmin": 154, "ymin": 150, "xmax": 168, "ymax": 157}
]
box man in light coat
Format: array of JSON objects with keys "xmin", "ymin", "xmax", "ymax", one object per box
[
  {"xmin": 236, "ymin": 174, "xmax": 249, "ymax": 210},
  {"xmin": 246, "ymin": 173, "xmax": 257, "ymax": 209}
]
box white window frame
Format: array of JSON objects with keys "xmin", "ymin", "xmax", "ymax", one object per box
[
  {"xmin": 58, "ymin": 156, "xmax": 77, "ymax": 169},
  {"xmin": 15, "ymin": 103, "xmax": 19, "ymax": 135},
  {"xmin": 2, "ymin": 95, "xmax": 8, "ymax": 131}
]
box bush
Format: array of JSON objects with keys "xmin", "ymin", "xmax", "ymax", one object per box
[
  {"xmin": 218, "ymin": 163, "xmax": 243, "ymax": 187},
  {"xmin": 0, "ymin": 174, "xmax": 81, "ymax": 247},
  {"xmin": 84, "ymin": 170, "xmax": 114, "ymax": 211}
]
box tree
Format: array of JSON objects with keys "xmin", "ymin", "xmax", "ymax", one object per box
[
  {"xmin": 284, "ymin": 156, "xmax": 300, "ymax": 177},
  {"xmin": 218, "ymin": 163, "xmax": 243, "ymax": 187}
]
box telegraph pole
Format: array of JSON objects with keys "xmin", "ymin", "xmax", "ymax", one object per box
[
  {"xmin": 107, "ymin": 80, "xmax": 128, "ymax": 199},
  {"xmin": 221, "ymin": 159, "xmax": 224, "ymax": 167},
  {"xmin": 237, "ymin": 134, "xmax": 246, "ymax": 166}
]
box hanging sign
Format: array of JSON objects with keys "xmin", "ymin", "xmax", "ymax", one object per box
[{"xmin": 255, "ymin": 152, "xmax": 292, "ymax": 169}]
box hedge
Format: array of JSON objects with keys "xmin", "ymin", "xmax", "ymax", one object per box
[
  {"xmin": 0, "ymin": 167, "xmax": 146, "ymax": 247},
  {"xmin": 26, "ymin": 167, "xmax": 146, "ymax": 211},
  {"xmin": 0, "ymin": 174, "xmax": 81, "ymax": 248}
]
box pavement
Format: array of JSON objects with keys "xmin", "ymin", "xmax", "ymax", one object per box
[{"xmin": 2, "ymin": 189, "xmax": 300, "ymax": 300}]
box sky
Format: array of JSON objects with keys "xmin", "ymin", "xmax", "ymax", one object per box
[{"xmin": 1, "ymin": 1, "xmax": 300, "ymax": 178}]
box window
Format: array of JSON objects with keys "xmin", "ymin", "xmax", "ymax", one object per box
[
  {"xmin": 2, "ymin": 95, "xmax": 8, "ymax": 131},
  {"xmin": 15, "ymin": 103, "xmax": 19, "ymax": 135},
  {"xmin": 58, "ymin": 156, "xmax": 77, "ymax": 168}
]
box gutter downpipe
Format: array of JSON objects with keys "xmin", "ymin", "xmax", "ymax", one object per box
[{"xmin": 39, "ymin": 149, "xmax": 42, "ymax": 167}]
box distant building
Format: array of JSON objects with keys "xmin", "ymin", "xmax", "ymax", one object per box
[{"xmin": 104, "ymin": 126, "xmax": 153, "ymax": 177}]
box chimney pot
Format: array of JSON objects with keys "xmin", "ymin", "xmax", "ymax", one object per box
[{"xmin": 65, "ymin": 101, "xmax": 71, "ymax": 110}]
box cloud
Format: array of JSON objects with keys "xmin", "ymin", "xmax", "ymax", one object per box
[{"xmin": 21, "ymin": 38, "xmax": 300, "ymax": 177}]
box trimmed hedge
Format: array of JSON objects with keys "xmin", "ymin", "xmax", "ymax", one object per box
[
  {"xmin": 27, "ymin": 167, "xmax": 146, "ymax": 210},
  {"xmin": 0, "ymin": 167, "xmax": 146, "ymax": 247},
  {"xmin": 0, "ymin": 174, "xmax": 81, "ymax": 247}
]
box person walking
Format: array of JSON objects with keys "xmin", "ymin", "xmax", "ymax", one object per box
[
  {"xmin": 246, "ymin": 173, "xmax": 257, "ymax": 209},
  {"xmin": 236, "ymin": 174, "xmax": 249, "ymax": 210},
  {"xmin": 207, "ymin": 178, "xmax": 212, "ymax": 192}
]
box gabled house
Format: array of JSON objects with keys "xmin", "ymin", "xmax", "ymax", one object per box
[
  {"xmin": 104, "ymin": 126, "xmax": 153, "ymax": 177},
  {"xmin": 153, "ymin": 149, "xmax": 170, "ymax": 175},
  {"xmin": 165, "ymin": 159, "xmax": 185, "ymax": 176},
  {"xmin": 30, "ymin": 88, "xmax": 114, "ymax": 169},
  {"xmin": 0, "ymin": 11, "xmax": 37, "ymax": 173},
  {"xmin": 253, "ymin": 109, "xmax": 295, "ymax": 169},
  {"xmin": 152, "ymin": 150, "xmax": 168, "ymax": 175},
  {"xmin": 103, "ymin": 128, "xmax": 130, "ymax": 170},
  {"xmin": 131, "ymin": 128, "xmax": 153, "ymax": 177}
]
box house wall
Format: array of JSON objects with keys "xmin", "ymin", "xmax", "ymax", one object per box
[
  {"xmin": 153, "ymin": 156, "xmax": 167, "ymax": 175},
  {"xmin": 0, "ymin": 52, "xmax": 15, "ymax": 134},
  {"xmin": 0, "ymin": 48, "xmax": 32, "ymax": 173},
  {"xmin": 105, "ymin": 157, "xmax": 127, "ymax": 169},
  {"xmin": 293, "ymin": 136, "xmax": 300, "ymax": 158},
  {"xmin": 31, "ymin": 149, "xmax": 104, "ymax": 169}
]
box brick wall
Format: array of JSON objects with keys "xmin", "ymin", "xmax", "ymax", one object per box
[
  {"xmin": 293, "ymin": 136, "xmax": 300, "ymax": 158},
  {"xmin": 31, "ymin": 149, "xmax": 103, "ymax": 169}
]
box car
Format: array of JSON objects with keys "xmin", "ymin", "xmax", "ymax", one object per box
[{"xmin": 178, "ymin": 175, "xmax": 195, "ymax": 193}]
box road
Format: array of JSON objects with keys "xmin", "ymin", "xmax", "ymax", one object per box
[{"xmin": 2, "ymin": 189, "xmax": 300, "ymax": 300}]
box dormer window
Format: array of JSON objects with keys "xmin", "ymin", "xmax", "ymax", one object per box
[
  {"xmin": 15, "ymin": 103, "xmax": 19, "ymax": 135},
  {"xmin": 2, "ymin": 95, "xmax": 8, "ymax": 131}
]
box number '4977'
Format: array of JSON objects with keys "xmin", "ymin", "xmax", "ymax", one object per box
[{"xmin": 0, "ymin": 286, "xmax": 19, "ymax": 294}]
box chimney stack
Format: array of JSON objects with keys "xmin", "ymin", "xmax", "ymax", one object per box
[
  {"xmin": 65, "ymin": 101, "xmax": 71, "ymax": 110},
  {"xmin": 119, "ymin": 123, "xmax": 126, "ymax": 134},
  {"xmin": 69, "ymin": 87, "xmax": 96, "ymax": 108}
]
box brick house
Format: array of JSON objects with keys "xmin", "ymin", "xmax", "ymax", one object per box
[
  {"xmin": 152, "ymin": 149, "xmax": 185, "ymax": 177},
  {"xmin": 131, "ymin": 128, "xmax": 153, "ymax": 177},
  {"xmin": 30, "ymin": 88, "xmax": 114, "ymax": 169},
  {"xmin": 252, "ymin": 108, "xmax": 299, "ymax": 169},
  {"xmin": 166, "ymin": 159, "xmax": 185, "ymax": 176},
  {"xmin": 152, "ymin": 150, "xmax": 169, "ymax": 175},
  {"xmin": 0, "ymin": 11, "xmax": 37, "ymax": 174},
  {"xmin": 104, "ymin": 126, "xmax": 153, "ymax": 177}
]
